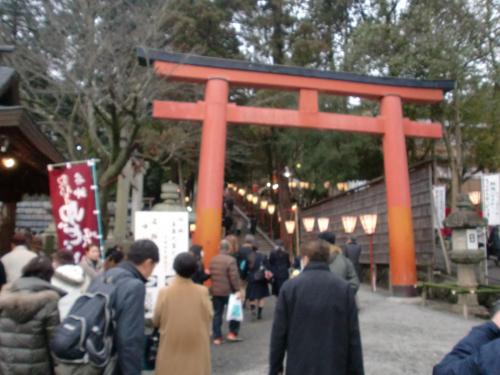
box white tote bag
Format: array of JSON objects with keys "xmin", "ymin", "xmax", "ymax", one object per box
[{"xmin": 226, "ymin": 293, "xmax": 244, "ymax": 322}]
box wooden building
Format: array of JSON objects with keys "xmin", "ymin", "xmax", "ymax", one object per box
[{"xmin": 0, "ymin": 63, "xmax": 64, "ymax": 252}]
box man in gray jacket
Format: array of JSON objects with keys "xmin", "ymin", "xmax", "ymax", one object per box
[
  {"xmin": 318, "ymin": 232, "xmax": 360, "ymax": 293},
  {"xmin": 96, "ymin": 239, "xmax": 159, "ymax": 375}
]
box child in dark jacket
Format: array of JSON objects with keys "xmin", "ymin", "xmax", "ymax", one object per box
[{"xmin": 190, "ymin": 244, "xmax": 210, "ymax": 285}]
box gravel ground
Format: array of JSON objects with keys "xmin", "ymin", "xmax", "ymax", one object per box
[{"xmin": 146, "ymin": 285, "xmax": 482, "ymax": 374}]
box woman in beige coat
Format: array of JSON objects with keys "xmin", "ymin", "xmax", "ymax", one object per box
[{"xmin": 153, "ymin": 252, "xmax": 213, "ymax": 375}]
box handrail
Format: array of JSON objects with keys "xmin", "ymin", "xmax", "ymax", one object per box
[{"xmin": 232, "ymin": 204, "xmax": 276, "ymax": 249}]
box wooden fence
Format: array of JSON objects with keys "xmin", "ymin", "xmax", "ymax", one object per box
[{"xmin": 300, "ymin": 162, "xmax": 435, "ymax": 267}]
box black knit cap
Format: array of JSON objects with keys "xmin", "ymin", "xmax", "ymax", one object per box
[{"xmin": 318, "ymin": 231, "xmax": 336, "ymax": 245}]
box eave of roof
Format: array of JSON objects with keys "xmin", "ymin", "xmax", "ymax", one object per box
[{"xmin": 0, "ymin": 106, "xmax": 64, "ymax": 164}]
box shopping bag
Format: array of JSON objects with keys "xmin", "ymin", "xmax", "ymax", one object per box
[{"xmin": 226, "ymin": 293, "xmax": 244, "ymax": 322}]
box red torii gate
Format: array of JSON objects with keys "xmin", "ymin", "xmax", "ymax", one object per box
[{"xmin": 138, "ymin": 48, "xmax": 454, "ymax": 297}]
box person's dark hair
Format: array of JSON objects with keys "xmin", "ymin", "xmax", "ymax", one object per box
[
  {"xmin": 53, "ymin": 250, "xmax": 74, "ymax": 266},
  {"xmin": 348, "ymin": 236, "xmax": 357, "ymax": 244},
  {"xmin": 105, "ymin": 246, "xmax": 124, "ymax": 264},
  {"xmin": 11, "ymin": 232, "xmax": 27, "ymax": 247},
  {"xmin": 128, "ymin": 239, "xmax": 159, "ymax": 265},
  {"xmin": 318, "ymin": 231, "xmax": 336, "ymax": 245},
  {"xmin": 219, "ymin": 239, "xmax": 231, "ymax": 254},
  {"xmin": 31, "ymin": 236, "xmax": 43, "ymax": 251},
  {"xmin": 302, "ymin": 240, "xmax": 330, "ymax": 263},
  {"xmin": 189, "ymin": 244, "xmax": 203, "ymax": 260},
  {"xmin": 173, "ymin": 252, "xmax": 198, "ymax": 278},
  {"xmin": 85, "ymin": 243, "xmax": 99, "ymax": 253},
  {"xmin": 22, "ymin": 256, "xmax": 54, "ymax": 282},
  {"xmin": 243, "ymin": 234, "xmax": 256, "ymax": 246},
  {"xmin": 274, "ymin": 239, "xmax": 285, "ymax": 251}
]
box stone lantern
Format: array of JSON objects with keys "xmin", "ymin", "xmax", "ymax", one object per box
[
  {"xmin": 443, "ymin": 194, "xmax": 488, "ymax": 317},
  {"xmin": 152, "ymin": 181, "xmax": 185, "ymax": 212}
]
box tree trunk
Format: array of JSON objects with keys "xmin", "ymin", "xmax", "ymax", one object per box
[
  {"xmin": 99, "ymin": 181, "xmax": 111, "ymax": 239},
  {"xmin": 451, "ymin": 94, "xmax": 464, "ymax": 211}
]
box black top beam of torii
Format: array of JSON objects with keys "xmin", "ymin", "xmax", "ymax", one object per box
[{"xmin": 137, "ymin": 47, "xmax": 455, "ymax": 92}]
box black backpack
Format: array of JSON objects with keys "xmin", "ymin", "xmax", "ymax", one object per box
[{"xmin": 50, "ymin": 274, "xmax": 117, "ymax": 368}]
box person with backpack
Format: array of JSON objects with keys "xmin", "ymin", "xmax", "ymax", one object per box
[
  {"xmin": 0, "ymin": 256, "xmax": 65, "ymax": 375},
  {"xmin": 153, "ymin": 252, "xmax": 213, "ymax": 375},
  {"xmin": 103, "ymin": 246, "xmax": 124, "ymax": 272},
  {"xmin": 52, "ymin": 239, "xmax": 159, "ymax": 375}
]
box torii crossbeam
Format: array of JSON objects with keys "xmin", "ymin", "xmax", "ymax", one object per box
[{"xmin": 138, "ymin": 48, "xmax": 454, "ymax": 297}]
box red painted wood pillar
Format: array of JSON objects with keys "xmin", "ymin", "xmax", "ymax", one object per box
[
  {"xmin": 193, "ymin": 78, "xmax": 229, "ymax": 267},
  {"xmin": 381, "ymin": 95, "xmax": 417, "ymax": 297}
]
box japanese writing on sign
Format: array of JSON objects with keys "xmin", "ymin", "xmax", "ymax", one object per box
[
  {"xmin": 134, "ymin": 211, "xmax": 189, "ymax": 318},
  {"xmin": 432, "ymin": 185, "xmax": 446, "ymax": 229},
  {"xmin": 482, "ymin": 174, "xmax": 500, "ymax": 226},
  {"xmin": 48, "ymin": 162, "xmax": 100, "ymax": 261}
]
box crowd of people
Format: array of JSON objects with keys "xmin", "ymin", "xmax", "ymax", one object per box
[
  {"xmin": 0, "ymin": 231, "xmax": 147, "ymax": 374},
  {"xmin": 0, "ymin": 226, "xmax": 366, "ymax": 374},
  {"xmin": 178, "ymin": 230, "xmax": 367, "ymax": 374},
  {"xmin": 1, "ymin": 225, "xmax": 500, "ymax": 375}
]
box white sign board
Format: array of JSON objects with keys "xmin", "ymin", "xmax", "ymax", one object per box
[
  {"xmin": 433, "ymin": 185, "xmax": 446, "ymax": 229},
  {"xmin": 134, "ymin": 210, "xmax": 189, "ymax": 318},
  {"xmin": 482, "ymin": 174, "xmax": 500, "ymax": 225}
]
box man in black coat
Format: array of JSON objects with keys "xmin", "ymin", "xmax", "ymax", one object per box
[
  {"xmin": 92, "ymin": 239, "xmax": 159, "ymax": 375},
  {"xmin": 269, "ymin": 239, "xmax": 364, "ymax": 375},
  {"xmin": 343, "ymin": 237, "xmax": 362, "ymax": 278},
  {"xmin": 269, "ymin": 239, "xmax": 291, "ymax": 297}
]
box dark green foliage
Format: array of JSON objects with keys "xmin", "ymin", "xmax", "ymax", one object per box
[{"xmin": 1, "ymin": 0, "xmax": 497, "ymax": 212}]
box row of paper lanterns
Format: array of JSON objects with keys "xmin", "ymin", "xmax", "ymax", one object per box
[
  {"xmin": 237, "ymin": 189, "xmax": 278, "ymax": 215},
  {"xmin": 284, "ymin": 214, "xmax": 378, "ymax": 235}
]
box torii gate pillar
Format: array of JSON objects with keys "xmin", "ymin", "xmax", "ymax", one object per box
[
  {"xmin": 381, "ymin": 95, "xmax": 417, "ymax": 295},
  {"xmin": 192, "ymin": 78, "xmax": 229, "ymax": 255}
]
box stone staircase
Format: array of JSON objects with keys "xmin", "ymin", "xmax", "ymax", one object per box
[{"xmin": 231, "ymin": 203, "xmax": 275, "ymax": 254}]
